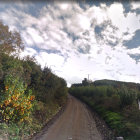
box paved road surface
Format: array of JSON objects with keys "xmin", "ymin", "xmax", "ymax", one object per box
[{"xmin": 36, "ymin": 95, "xmax": 102, "ymax": 140}]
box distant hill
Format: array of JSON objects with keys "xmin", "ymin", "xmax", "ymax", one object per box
[
  {"xmin": 72, "ymin": 79, "xmax": 140, "ymax": 90},
  {"xmin": 93, "ymin": 79, "xmax": 140, "ymax": 89}
]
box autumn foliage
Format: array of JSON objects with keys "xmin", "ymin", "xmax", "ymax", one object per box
[{"xmin": 0, "ymin": 74, "xmax": 35, "ymax": 123}]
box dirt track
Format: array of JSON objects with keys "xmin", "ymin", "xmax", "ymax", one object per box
[{"xmin": 35, "ymin": 95, "xmax": 102, "ymax": 140}]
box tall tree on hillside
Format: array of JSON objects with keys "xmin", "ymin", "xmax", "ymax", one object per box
[{"xmin": 0, "ymin": 21, "xmax": 24, "ymax": 54}]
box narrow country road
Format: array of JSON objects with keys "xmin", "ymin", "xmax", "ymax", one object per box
[{"xmin": 34, "ymin": 95, "xmax": 102, "ymax": 140}]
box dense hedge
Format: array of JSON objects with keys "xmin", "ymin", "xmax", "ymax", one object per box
[
  {"xmin": 0, "ymin": 21, "xmax": 68, "ymax": 139},
  {"xmin": 69, "ymin": 85, "xmax": 140, "ymax": 139}
]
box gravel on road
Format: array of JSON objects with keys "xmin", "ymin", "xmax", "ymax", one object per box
[{"xmin": 33, "ymin": 95, "xmax": 103, "ymax": 140}]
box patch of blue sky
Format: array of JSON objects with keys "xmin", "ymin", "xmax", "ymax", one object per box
[{"xmin": 123, "ymin": 30, "xmax": 140, "ymax": 49}]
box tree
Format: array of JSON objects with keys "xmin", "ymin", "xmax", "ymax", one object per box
[
  {"xmin": 0, "ymin": 21, "xmax": 24, "ymax": 55},
  {"xmin": 82, "ymin": 78, "xmax": 89, "ymax": 86}
]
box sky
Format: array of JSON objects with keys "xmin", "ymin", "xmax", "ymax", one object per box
[{"xmin": 0, "ymin": 1, "xmax": 140, "ymax": 87}]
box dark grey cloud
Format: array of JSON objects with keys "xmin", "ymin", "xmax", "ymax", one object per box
[
  {"xmin": 123, "ymin": 32, "xmax": 129, "ymax": 36},
  {"xmin": 78, "ymin": 45, "xmax": 91, "ymax": 54},
  {"xmin": 82, "ymin": 30, "xmax": 90, "ymax": 36},
  {"xmin": 107, "ymin": 40, "xmax": 119, "ymax": 47},
  {"xmin": 123, "ymin": 29, "xmax": 140, "ymax": 49}
]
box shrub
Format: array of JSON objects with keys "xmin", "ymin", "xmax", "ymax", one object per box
[
  {"xmin": 104, "ymin": 112, "xmax": 122, "ymax": 127},
  {"xmin": 119, "ymin": 85, "xmax": 137, "ymax": 107},
  {"xmin": 123, "ymin": 122, "xmax": 138, "ymax": 136},
  {"xmin": 122, "ymin": 104, "xmax": 140, "ymax": 124},
  {"xmin": 0, "ymin": 74, "xmax": 35, "ymax": 123},
  {"xmin": 69, "ymin": 84, "xmax": 140, "ymax": 138},
  {"xmin": 103, "ymin": 94, "xmax": 121, "ymax": 111}
]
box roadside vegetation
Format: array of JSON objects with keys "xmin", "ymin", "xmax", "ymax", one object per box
[
  {"xmin": 69, "ymin": 80, "xmax": 140, "ymax": 140},
  {"xmin": 0, "ymin": 21, "xmax": 68, "ymax": 140}
]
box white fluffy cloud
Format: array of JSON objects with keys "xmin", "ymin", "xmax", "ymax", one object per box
[
  {"xmin": 36, "ymin": 52, "xmax": 65, "ymax": 68},
  {"xmin": 131, "ymin": 2, "xmax": 140, "ymax": 9}
]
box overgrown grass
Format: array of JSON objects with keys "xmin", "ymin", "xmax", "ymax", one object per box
[{"xmin": 0, "ymin": 100, "xmax": 64, "ymax": 140}]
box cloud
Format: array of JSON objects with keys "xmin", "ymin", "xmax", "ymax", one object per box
[
  {"xmin": 128, "ymin": 54, "xmax": 140, "ymax": 63},
  {"xmin": 123, "ymin": 29, "xmax": 140, "ymax": 49},
  {"xmin": 20, "ymin": 47, "xmax": 37, "ymax": 59},
  {"xmin": 131, "ymin": 2, "xmax": 140, "ymax": 9},
  {"xmin": 94, "ymin": 20, "xmax": 120, "ymax": 47},
  {"xmin": 26, "ymin": 27, "xmax": 44, "ymax": 44},
  {"xmin": 35, "ymin": 52, "xmax": 65, "ymax": 68},
  {"xmin": 1, "ymin": 1, "xmax": 140, "ymax": 85},
  {"xmin": 107, "ymin": 2, "xmax": 140, "ymax": 34},
  {"xmin": 130, "ymin": 2, "xmax": 140, "ymax": 15}
]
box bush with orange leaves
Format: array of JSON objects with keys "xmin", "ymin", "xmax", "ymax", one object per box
[{"xmin": 0, "ymin": 74, "xmax": 35, "ymax": 123}]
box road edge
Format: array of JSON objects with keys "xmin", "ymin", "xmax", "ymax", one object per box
[
  {"xmin": 71, "ymin": 95, "xmax": 115, "ymax": 140},
  {"xmin": 30, "ymin": 97, "xmax": 69, "ymax": 140}
]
